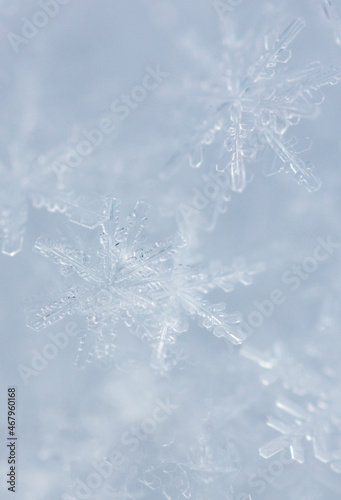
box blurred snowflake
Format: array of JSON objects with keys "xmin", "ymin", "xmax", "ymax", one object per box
[
  {"xmin": 240, "ymin": 341, "xmax": 332, "ymax": 398},
  {"xmin": 140, "ymin": 427, "xmax": 240, "ymax": 499},
  {"xmin": 0, "ymin": 154, "xmax": 61, "ymax": 256},
  {"xmin": 168, "ymin": 17, "xmax": 341, "ymax": 193},
  {"xmin": 0, "ymin": 152, "xmax": 110, "ymax": 256}
]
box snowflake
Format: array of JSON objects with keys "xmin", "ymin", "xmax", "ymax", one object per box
[
  {"xmin": 260, "ymin": 393, "xmax": 341, "ymax": 473},
  {"xmin": 0, "ymin": 152, "xmax": 110, "ymax": 256},
  {"xmin": 27, "ymin": 198, "xmax": 261, "ymax": 371},
  {"xmin": 170, "ymin": 17, "xmax": 341, "ymax": 193}
]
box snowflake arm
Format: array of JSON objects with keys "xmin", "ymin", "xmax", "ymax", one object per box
[
  {"xmin": 262, "ymin": 131, "xmax": 321, "ymax": 191},
  {"xmin": 260, "ymin": 395, "xmax": 341, "ymax": 471},
  {"xmin": 246, "ymin": 17, "xmax": 305, "ymax": 84}
]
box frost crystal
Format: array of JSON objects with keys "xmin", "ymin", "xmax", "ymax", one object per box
[
  {"xmin": 27, "ymin": 198, "xmax": 261, "ymax": 371},
  {"xmin": 171, "ymin": 18, "xmax": 341, "ymax": 193}
]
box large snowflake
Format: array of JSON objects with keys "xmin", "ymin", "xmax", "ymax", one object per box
[
  {"xmin": 170, "ymin": 17, "xmax": 341, "ymax": 193},
  {"xmin": 27, "ymin": 198, "xmax": 261, "ymax": 371}
]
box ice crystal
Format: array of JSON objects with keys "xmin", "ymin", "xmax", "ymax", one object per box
[
  {"xmin": 260, "ymin": 393, "xmax": 341, "ymax": 473},
  {"xmin": 169, "ymin": 17, "xmax": 341, "ymax": 193},
  {"xmin": 27, "ymin": 198, "xmax": 261, "ymax": 371}
]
